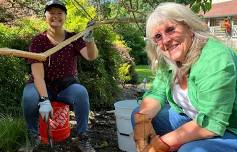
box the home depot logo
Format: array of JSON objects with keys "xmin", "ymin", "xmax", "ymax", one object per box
[{"xmin": 50, "ymin": 106, "xmax": 69, "ymax": 130}]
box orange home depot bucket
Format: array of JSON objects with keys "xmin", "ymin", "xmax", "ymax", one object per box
[{"xmin": 39, "ymin": 101, "xmax": 70, "ymax": 144}]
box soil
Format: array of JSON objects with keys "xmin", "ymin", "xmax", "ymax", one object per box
[{"xmin": 31, "ymin": 84, "xmax": 140, "ymax": 152}]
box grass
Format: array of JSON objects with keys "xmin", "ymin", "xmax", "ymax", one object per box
[
  {"xmin": 0, "ymin": 114, "xmax": 27, "ymax": 152},
  {"xmin": 135, "ymin": 65, "xmax": 155, "ymax": 88}
]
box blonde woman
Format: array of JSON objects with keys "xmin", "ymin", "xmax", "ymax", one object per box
[{"xmin": 132, "ymin": 2, "xmax": 237, "ymax": 152}]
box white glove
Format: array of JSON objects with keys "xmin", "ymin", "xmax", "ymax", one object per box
[
  {"xmin": 83, "ymin": 30, "xmax": 94, "ymax": 42},
  {"xmin": 38, "ymin": 99, "xmax": 53, "ymax": 122},
  {"xmin": 83, "ymin": 20, "xmax": 95, "ymax": 42}
]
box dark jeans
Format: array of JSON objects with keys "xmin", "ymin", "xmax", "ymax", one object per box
[{"xmin": 131, "ymin": 105, "xmax": 237, "ymax": 152}]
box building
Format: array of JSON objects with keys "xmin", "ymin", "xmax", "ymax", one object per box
[{"xmin": 203, "ymin": 0, "xmax": 237, "ymax": 47}]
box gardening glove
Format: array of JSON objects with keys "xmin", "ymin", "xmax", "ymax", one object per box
[
  {"xmin": 142, "ymin": 136, "xmax": 170, "ymax": 152},
  {"xmin": 134, "ymin": 112, "xmax": 156, "ymax": 152},
  {"xmin": 83, "ymin": 20, "xmax": 95, "ymax": 42},
  {"xmin": 38, "ymin": 99, "xmax": 53, "ymax": 122}
]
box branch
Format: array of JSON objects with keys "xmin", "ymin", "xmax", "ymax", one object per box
[
  {"xmin": 97, "ymin": 18, "xmax": 145, "ymax": 24},
  {"xmin": 0, "ymin": 24, "xmax": 97, "ymax": 61},
  {"xmin": 0, "ymin": 48, "xmax": 47, "ymax": 61},
  {"xmin": 72, "ymin": 0, "xmax": 93, "ymax": 20},
  {"xmin": 0, "ymin": 18, "xmax": 145, "ymax": 61},
  {"xmin": 129, "ymin": 0, "xmax": 145, "ymax": 34}
]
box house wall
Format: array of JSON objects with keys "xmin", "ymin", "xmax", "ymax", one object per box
[
  {"xmin": 212, "ymin": 0, "xmax": 232, "ymax": 4},
  {"xmin": 209, "ymin": 17, "xmax": 226, "ymax": 26},
  {"xmin": 203, "ymin": 0, "xmax": 237, "ymax": 48},
  {"xmin": 205, "ymin": 16, "xmax": 237, "ymax": 27}
]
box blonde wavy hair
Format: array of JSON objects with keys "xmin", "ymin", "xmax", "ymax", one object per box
[{"xmin": 146, "ymin": 2, "xmax": 210, "ymax": 83}]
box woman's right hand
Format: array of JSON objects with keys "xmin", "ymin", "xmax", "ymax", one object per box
[
  {"xmin": 134, "ymin": 112, "xmax": 156, "ymax": 152},
  {"xmin": 38, "ymin": 99, "xmax": 53, "ymax": 122}
]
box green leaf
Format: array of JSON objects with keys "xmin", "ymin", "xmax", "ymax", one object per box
[{"xmin": 191, "ymin": 3, "xmax": 201, "ymax": 13}]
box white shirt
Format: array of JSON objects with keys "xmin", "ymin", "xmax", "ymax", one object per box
[{"xmin": 172, "ymin": 84, "xmax": 197, "ymax": 119}]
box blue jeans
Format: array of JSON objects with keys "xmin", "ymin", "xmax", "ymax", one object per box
[
  {"xmin": 22, "ymin": 83, "xmax": 89, "ymax": 137},
  {"xmin": 131, "ymin": 105, "xmax": 237, "ymax": 152}
]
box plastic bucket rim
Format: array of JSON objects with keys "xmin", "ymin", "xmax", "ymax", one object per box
[{"xmin": 114, "ymin": 100, "xmax": 138, "ymax": 110}]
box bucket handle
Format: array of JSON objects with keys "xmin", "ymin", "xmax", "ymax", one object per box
[
  {"xmin": 117, "ymin": 129, "xmax": 134, "ymax": 136},
  {"xmin": 119, "ymin": 132, "xmax": 130, "ymax": 136},
  {"xmin": 116, "ymin": 125, "xmax": 134, "ymax": 136}
]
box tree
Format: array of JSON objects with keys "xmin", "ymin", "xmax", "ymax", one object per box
[
  {"xmin": 89, "ymin": 0, "xmax": 212, "ymax": 23},
  {"xmin": 176, "ymin": 0, "xmax": 212, "ymax": 13}
]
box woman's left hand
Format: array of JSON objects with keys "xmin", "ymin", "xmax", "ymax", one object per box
[{"xmin": 83, "ymin": 20, "xmax": 95, "ymax": 42}]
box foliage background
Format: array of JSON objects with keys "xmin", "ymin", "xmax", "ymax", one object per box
[
  {"xmin": 0, "ymin": 0, "xmax": 142, "ymax": 113},
  {"xmin": 0, "ymin": 0, "xmax": 212, "ymax": 151}
]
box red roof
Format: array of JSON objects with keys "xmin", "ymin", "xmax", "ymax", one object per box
[{"xmin": 203, "ymin": 0, "xmax": 237, "ymax": 18}]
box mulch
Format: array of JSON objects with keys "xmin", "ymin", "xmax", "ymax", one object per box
[{"xmin": 26, "ymin": 84, "xmax": 140, "ymax": 152}]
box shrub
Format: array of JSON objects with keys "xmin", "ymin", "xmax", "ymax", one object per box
[
  {"xmin": 0, "ymin": 20, "xmax": 40, "ymax": 115},
  {"xmin": 118, "ymin": 63, "xmax": 132, "ymax": 85},
  {"xmin": 127, "ymin": 61, "xmax": 138, "ymax": 84},
  {"xmin": 113, "ymin": 43, "xmax": 138, "ymax": 84},
  {"xmin": 0, "ymin": 57, "xmax": 28, "ymax": 115},
  {"xmin": 118, "ymin": 62, "xmax": 138, "ymax": 85},
  {"xmin": 114, "ymin": 24, "xmax": 147, "ymax": 65},
  {"xmin": 0, "ymin": 114, "xmax": 27, "ymax": 152},
  {"xmin": 0, "ymin": 18, "xmax": 46, "ymax": 50},
  {"xmin": 78, "ymin": 25, "xmax": 123, "ymax": 110}
]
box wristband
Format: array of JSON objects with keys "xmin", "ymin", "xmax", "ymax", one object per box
[
  {"xmin": 160, "ymin": 137, "xmax": 181, "ymax": 151},
  {"xmin": 159, "ymin": 137, "xmax": 171, "ymax": 149},
  {"xmin": 39, "ymin": 96, "xmax": 49, "ymax": 102}
]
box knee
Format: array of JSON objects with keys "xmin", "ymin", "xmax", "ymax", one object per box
[
  {"xmin": 69, "ymin": 84, "xmax": 89, "ymax": 106},
  {"xmin": 131, "ymin": 106, "xmax": 140, "ymax": 128},
  {"xmin": 178, "ymin": 144, "xmax": 192, "ymax": 152},
  {"xmin": 71, "ymin": 84, "xmax": 89, "ymax": 98},
  {"xmin": 178, "ymin": 143, "xmax": 206, "ymax": 152}
]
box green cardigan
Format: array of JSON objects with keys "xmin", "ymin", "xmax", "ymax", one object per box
[{"xmin": 144, "ymin": 38, "xmax": 237, "ymax": 136}]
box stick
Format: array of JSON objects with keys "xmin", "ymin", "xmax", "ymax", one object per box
[
  {"xmin": 96, "ymin": 18, "xmax": 145, "ymax": 24},
  {"xmin": 0, "ymin": 18, "xmax": 145, "ymax": 61},
  {"xmin": 0, "ymin": 48, "xmax": 47, "ymax": 61},
  {"xmin": 43, "ymin": 25, "xmax": 97, "ymax": 57},
  {"xmin": 46, "ymin": 17, "xmax": 144, "ymax": 56}
]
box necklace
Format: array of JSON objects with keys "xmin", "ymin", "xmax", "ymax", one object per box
[{"xmin": 47, "ymin": 30, "xmax": 65, "ymax": 45}]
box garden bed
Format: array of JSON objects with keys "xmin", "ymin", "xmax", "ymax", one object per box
[{"xmin": 29, "ymin": 84, "xmax": 139, "ymax": 152}]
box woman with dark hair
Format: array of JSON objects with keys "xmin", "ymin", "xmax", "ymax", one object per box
[{"xmin": 22, "ymin": 0, "xmax": 98, "ymax": 151}]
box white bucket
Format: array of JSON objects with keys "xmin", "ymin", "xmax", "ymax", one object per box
[{"xmin": 114, "ymin": 100, "xmax": 139, "ymax": 152}]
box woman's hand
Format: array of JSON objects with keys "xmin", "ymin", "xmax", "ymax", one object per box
[
  {"xmin": 134, "ymin": 112, "xmax": 156, "ymax": 152},
  {"xmin": 142, "ymin": 136, "xmax": 170, "ymax": 152},
  {"xmin": 161, "ymin": 121, "xmax": 217, "ymax": 148},
  {"xmin": 83, "ymin": 20, "xmax": 95, "ymax": 42},
  {"xmin": 38, "ymin": 99, "xmax": 53, "ymax": 122}
]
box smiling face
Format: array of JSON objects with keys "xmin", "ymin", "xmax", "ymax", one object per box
[
  {"xmin": 45, "ymin": 7, "xmax": 66, "ymax": 29},
  {"xmin": 151, "ymin": 20, "xmax": 193, "ymax": 63}
]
